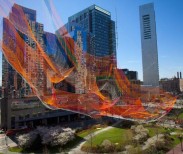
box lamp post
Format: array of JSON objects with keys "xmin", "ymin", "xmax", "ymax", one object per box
[{"xmin": 88, "ymin": 127, "xmax": 101, "ymax": 153}]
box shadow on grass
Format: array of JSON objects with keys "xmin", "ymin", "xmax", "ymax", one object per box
[
  {"xmin": 9, "ymin": 146, "xmax": 43, "ymax": 154},
  {"xmin": 65, "ymin": 135, "xmax": 84, "ymax": 149}
]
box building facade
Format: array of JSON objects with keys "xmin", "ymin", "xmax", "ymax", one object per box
[
  {"xmin": 139, "ymin": 3, "xmax": 159, "ymax": 87},
  {"xmin": 68, "ymin": 5, "xmax": 116, "ymax": 58},
  {"xmin": 1, "ymin": 4, "xmax": 118, "ymax": 129},
  {"xmin": 58, "ymin": 5, "xmax": 116, "ymax": 75},
  {"xmin": 57, "ymin": 5, "xmax": 118, "ymax": 93},
  {"xmin": 0, "ymin": 4, "xmax": 78, "ymax": 129},
  {"xmin": 122, "ymin": 69, "xmax": 138, "ymax": 80},
  {"xmin": 160, "ymin": 78, "xmax": 183, "ymax": 94}
]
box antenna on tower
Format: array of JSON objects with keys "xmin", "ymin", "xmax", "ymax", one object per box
[{"xmin": 115, "ymin": 7, "xmax": 118, "ymax": 50}]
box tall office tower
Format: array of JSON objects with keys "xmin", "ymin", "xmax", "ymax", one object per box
[
  {"xmin": 62, "ymin": 5, "xmax": 116, "ymax": 74},
  {"xmin": 139, "ymin": 3, "xmax": 159, "ymax": 87}
]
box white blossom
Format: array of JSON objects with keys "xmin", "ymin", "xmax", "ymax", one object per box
[{"xmin": 17, "ymin": 126, "xmax": 75, "ymax": 148}]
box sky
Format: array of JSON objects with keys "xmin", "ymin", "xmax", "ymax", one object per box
[{"xmin": 0, "ymin": 0, "xmax": 183, "ymax": 84}]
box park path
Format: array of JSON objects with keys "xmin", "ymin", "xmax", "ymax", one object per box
[
  {"xmin": 166, "ymin": 132, "xmax": 183, "ymax": 154},
  {"xmin": 167, "ymin": 143, "xmax": 183, "ymax": 154},
  {"xmin": 68, "ymin": 120, "xmax": 122, "ymax": 154}
]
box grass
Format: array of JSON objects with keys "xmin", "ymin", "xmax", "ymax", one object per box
[
  {"xmin": 171, "ymin": 135, "xmax": 181, "ymax": 146},
  {"xmin": 61, "ymin": 135, "xmax": 83, "ymax": 151},
  {"xmin": 83, "ymin": 127, "xmax": 132, "ymax": 147},
  {"xmin": 146, "ymin": 126, "xmax": 166, "ymax": 137},
  {"xmin": 145, "ymin": 125, "xmax": 182, "ymax": 147},
  {"xmin": 178, "ymin": 112, "xmax": 183, "ymax": 119},
  {"xmin": 77, "ymin": 124, "xmax": 107, "ymax": 138},
  {"xmin": 9, "ymin": 147, "xmax": 23, "ymax": 152},
  {"xmin": 77, "ymin": 128, "xmax": 99, "ymax": 138},
  {"xmin": 9, "ymin": 146, "xmax": 44, "ymax": 153}
]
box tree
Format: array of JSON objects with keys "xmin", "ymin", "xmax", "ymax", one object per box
[
  {"xmin": 17, "ymin": 126, "xmax": 75, "ymax": 149},
  {"xmin": 17, "ymin": 131, "xmax": 38, "ymax": 149}
]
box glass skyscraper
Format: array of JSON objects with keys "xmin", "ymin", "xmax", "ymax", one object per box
[{"xmin": 65, "ymin": 5, "xmax": 116, "ymax": 63}]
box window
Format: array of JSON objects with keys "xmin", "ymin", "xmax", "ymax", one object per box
[
  {"xmin": 25, "ymin": 114, "xmax": 30, "ymax": 119},
  {"xmin": 80, "ymin": 15, "xmax": 82, "ymax": 21},
  {"xmin": 33, "ymin": 114, "xmax": 37, "ymax": 117},
  {"xmin": 19, "ymin": 116, "xmax": 24, "ymax": 120},
  {"xmin": 143, "ymin": 15, "xmax": 151, "ymax": 39}
]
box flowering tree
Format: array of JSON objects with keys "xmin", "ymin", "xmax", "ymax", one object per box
[
  {"xmin": 17, "ymin": 131, "xmax": 38, "ymax": 148},
  {"xmin": 131, "ymin": 125, "xmax": 149, "ymax": 144},
  {"xmin": 51, "ymin": 128, "xmax": 75, "ymax": 146},
  {"xmin": 16, "ymin": 126, "xmax": 75, "ymax": 149}
]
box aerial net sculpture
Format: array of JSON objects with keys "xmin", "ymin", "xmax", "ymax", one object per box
[{"xmin": 0, "ymin": 0, "xmax": 176, "ymax": 122}]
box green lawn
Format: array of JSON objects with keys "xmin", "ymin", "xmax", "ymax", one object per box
[
  {"xmin": 146, "ymin": 126, "xmax": 166, "ymax": 137},
  {"xmin": 9, "ymin": 147, "xmax": 23, "ymax": 152},
  {"xmin": 9, "ymin": 146, "xmax": 44, "ymax": 153},
  {"xmin": 83, "ymin": 127, "xmax": 132, "ymax": 147},
  {"xmin": 77, "ymin": 128, "xmax": 99, "ymax": 138},
  {"xmin": 145, "ymin": 125, "xmax": 182, "ymax": 147},
  {"xmin": 171, "ymin": 135, "xmax": 181, "ymax": 146},
  {"xmin": 77, "ymin": 124, "xmax": 107, "ymax": 138},
  {"xmin": 178, "ymin": 112, "xmax": 183, "ymax": 119}
]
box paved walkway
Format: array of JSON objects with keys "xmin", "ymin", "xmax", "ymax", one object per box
[
  {"xmin": 167, "ymin": 132, "xmax": 183, "ymax": 154},
  {"xmin": 0, "ymin": 134, "xmax": 18, "ymax": 154},
  {"xmin": 167, "ymin": 143, "xmax": 183, "ymax": 154},
  {"xmin": 68, "ymin": 120, "xmax": 122, "ymax": 154}
]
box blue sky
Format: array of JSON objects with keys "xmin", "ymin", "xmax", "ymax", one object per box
[{"xmin": 0, "ymin": 0, "xmax": 183, "ymax": 83}]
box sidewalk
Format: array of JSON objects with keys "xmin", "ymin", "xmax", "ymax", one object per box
[
  {"xmin": 167, "ymin": 143, "xmax": 183, "ymax": 154},
  {"xmin": 0, "ymin": 134, "xmax": 18, "ymax": 154}
]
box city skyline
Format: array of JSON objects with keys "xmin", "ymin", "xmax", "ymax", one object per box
[
  {"xmin": 0, "ymin": 3, "xmax": 177, "ymax": 123},
  {"xmin": 0, "ymin": 2, "xmax": 183, "ymax": 154},
  {"xmin": 0, "ymin": 0, "xmax": 183, "ymax": 84}
]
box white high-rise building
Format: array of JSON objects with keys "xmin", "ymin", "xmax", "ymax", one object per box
[{"xmin": 139, "ymin": 3, "xmax": 159, "ymax": 87}]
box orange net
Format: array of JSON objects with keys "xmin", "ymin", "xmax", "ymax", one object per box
[{"xmin": 0, "ymin": 1, "xmax": 176, "ymax": 122}]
